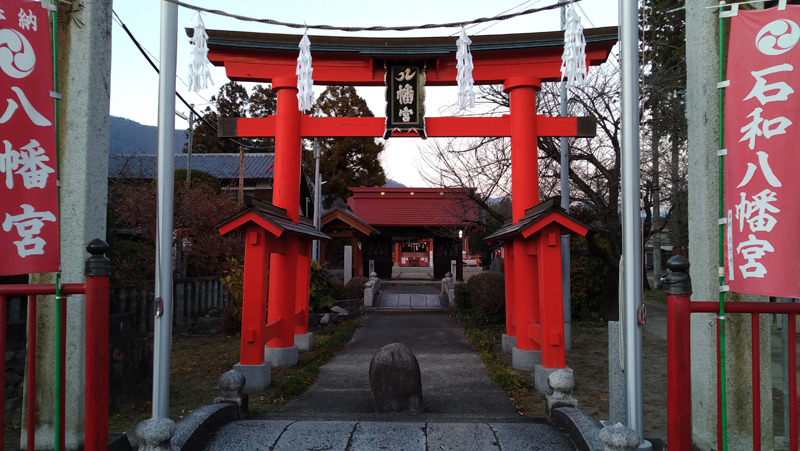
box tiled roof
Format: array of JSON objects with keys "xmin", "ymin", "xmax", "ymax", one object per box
[
  {"xmin": 108, "ymin": 153, "xmax": 275, "ymax": 179},
  {"xmin": 217, "ymin": 197, "xmax": 329, "ymax": 240},
  {"xmin": 485, "ymin": 197, "xmax": 588, "ymax": 241},
  {"xmin": 347, "ymin": 187, "xmax": 479, "ymax": 227},
  {"xmin": 321, "ymin": 205, "xmax": 379, "ymax": 236}
]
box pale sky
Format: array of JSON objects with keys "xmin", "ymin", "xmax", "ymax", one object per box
[{"xmin": 110, "ymin": 0, "xmax": 619, "ymax": 187}]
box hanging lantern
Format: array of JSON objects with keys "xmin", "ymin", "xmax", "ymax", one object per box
[
  {"xmin": 187, "ymin": 13, "xmax": 213, "ymax": 93},
  {"xmin": 560, "ymin": 3, "xmax": 587, "ymax": 88},
  {"xmin": 296, "ymin": 30, "xmax": 314, "ymax": 113},
  {"xmin": 456, "ymin": 27, "xmax": 475, "ymax": 109}
]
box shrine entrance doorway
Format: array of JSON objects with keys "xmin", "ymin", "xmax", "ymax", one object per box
[
  {"xmin": 210, "ymin": 27, "xmax": 616, "ymax": 375},
  {"xmin": 362, "ymin": 236, "xmax": 393, "ymax": 279}
]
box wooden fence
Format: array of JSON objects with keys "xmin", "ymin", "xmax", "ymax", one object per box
[
  {"xmin": 110, "ymin": 277, "xmax": 231, "ymax": 334},
  {"xmin": 4, "ymin": 277, "xmax": 232, "ymax": 335}
]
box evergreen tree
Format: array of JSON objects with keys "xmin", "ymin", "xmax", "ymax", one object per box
[
  {"xmin": 189, "ymin": 81, "xmax": 277, "ymax": 153},
  {"xmin": 304, "ymin": 86, "xmax": 386, "ymax": 206}
]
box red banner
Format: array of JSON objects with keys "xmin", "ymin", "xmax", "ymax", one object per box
[
  {"xmin": 0, "ymin": 2, "xmax": 59, "ymax": 276},
  {"xmin": 724, "ymin": 6, "xmax": 800, "ymax": 298}
]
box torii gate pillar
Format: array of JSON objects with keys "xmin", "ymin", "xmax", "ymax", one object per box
[
  {"xmin": 505, "ymin": 76, "xmax": 541, "ymax": 223},
  {"xmin": 267, "ymin": 77, "xmax": 306, "ymax": 366},
  {"xmin": 502, "ymin": 76, "xmax": 542, "ymax": 359}
]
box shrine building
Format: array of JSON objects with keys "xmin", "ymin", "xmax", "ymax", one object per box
[{"xmin": 320, "ymin": 187, "xmax": 480, "ymax": 281}]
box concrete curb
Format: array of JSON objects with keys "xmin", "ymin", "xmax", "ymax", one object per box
[
  {"xmin": 551, "ymin": 406, "xmax": 605, "ymax": 451},
  {"xmin": 171, "ymin": 403, "xmax": 239, "ymax": 450}
]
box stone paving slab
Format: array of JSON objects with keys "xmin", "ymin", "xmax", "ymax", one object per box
[{"xmin": 202, "ymin": 420, "xmax": 576, "ymax": 450}]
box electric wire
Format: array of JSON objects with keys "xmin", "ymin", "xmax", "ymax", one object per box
[
  {"xmin": 162, "ymin": 0, "xmax": 581, "ymax": 32},
  {"xmin": 112, "ymin": 10, "xmax": 270, "ymax": 151}
]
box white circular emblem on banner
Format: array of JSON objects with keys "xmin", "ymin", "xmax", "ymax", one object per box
[
  {"xmin": 756, "ymin": 19, "xmax": 800, "ymax": 55},
  {"xmin": 0, "ymin": 29, "xmax": 36, "ymax": 79}
]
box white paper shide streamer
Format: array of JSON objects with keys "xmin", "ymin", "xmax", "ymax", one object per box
[
  {"xmin": 560, "ymin": 4, "xmax": 587, "ymax": 88},
  {"xmin": 188, "ymin": 13, "xmax": 213, "ymax": 93},
  {"xmin": 296, "ymin": 31, "xmax": 314, "ymax": 113},
  {"xmin": 456, "ymin": 27, "xmax": 475, "ymax": 109}
]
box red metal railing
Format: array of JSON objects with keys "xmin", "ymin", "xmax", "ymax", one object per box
[
  {"xmin": 0, "ymin": 240, "xmax": 109, "ymax": 450},
  {"xmin": 667, "ymin": 295, "xmax": 799, "ymax": 450}
]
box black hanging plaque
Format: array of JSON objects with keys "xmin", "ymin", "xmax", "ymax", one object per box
[{"xmin": 385, "ymin": 62, "xmax": 426, "ymax": 139}]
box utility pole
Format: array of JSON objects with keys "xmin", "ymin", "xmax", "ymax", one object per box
[
  {"xmin": 559, "ymin": 4, "xmax": 572, "ymax": 351},
  {"xmin": 652, "ymin": 106, "xmax": 662, "ymax": 289},
  {"xmin": 312, "ymin": 138, "xmax": 321, "ymax": 261},
  {"xmin": 187, "ymin": 105, "xmax": 194, "ymax": 184},
  {"xmin": 238, "ymin": 145, "xmax": 244, "ymax": 205}
]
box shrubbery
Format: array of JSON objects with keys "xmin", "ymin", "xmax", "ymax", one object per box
[
  {"xmin": 309, "ymin": 261, "xmax": 335, "ymax": 312},
  {"xmin": 344, "ymin": 276, "xmax": 368, "ymax": 300},
  {"xmin": 330, "ymin": 277, "xmax": 346, "ymax": 300},
  {"xmin": 454, "ymin": 271, "xmax": 505, "ymax": 327},
  {"xmin": 466, "ymin": 272, "xmax": 506, "ymax": 325},
  {"xmin": 219, "ymin": 257, "xmax": 244, "ymax": 334},
  {"xmin": 569, "ymin": 235, "xmax": 608, "ymax": 321}
]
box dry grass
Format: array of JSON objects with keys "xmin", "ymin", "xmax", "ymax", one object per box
[{"xmin": 108, "ymin": 318, "xmax": 361, "ymax": 436}]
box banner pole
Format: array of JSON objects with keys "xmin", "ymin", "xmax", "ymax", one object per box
[
  {"xmin": 620, "ymin": 0, "xmax": 644, "ymax": 439},
  {"xmin": 152, "ymin": 0, "xmax": 178, "ymax": 419},
  {"xmin": 717, "ymin": 3, "xmax": 728, "ymax": 449}
]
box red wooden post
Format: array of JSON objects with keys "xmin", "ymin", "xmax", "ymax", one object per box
[
  {"xmin": 0, "ymin": 295, "xmax": 5, "ymax": 447},
  {"xmin": 505, "ymin": 77, "xmax": 541, "ymax": 354},
  {"xmin": 84, "ymin": 239, "xmax": 110, "ymax": 451},
  {"xmin": 240, "ymin": 226, "xmax": 270, "ymax": 365},
  {"xmin": 295, "ymin": 239, "xmax": 312, "ymax": 335},
  {"xmin": 514, "ymin": 239, "xmax": 540, "ymax": 352},
  {"xmin": 266, "ymin": 77, "xmax": 302, "ymax": 353},
  {"xmin": 268, "ymin": 234, "xmax": 299, "ymax": 349},
  {"xmin": 504, "ymin": 76, "xmax": 541, "ymax": 223},
  {"xmin": 789, "ymin": 313, "xmax": 797, "ymax": 451},
  {"xmin": 272, "ymin": 77, "xmax": 302, "ymax": 222},
  {"xmin": 667, "ymin": 292, "xmax": 691, "ymax": 450},
  {"xmin": 664, "ymin": 255, "xmax": 692, "ymax": 451},
  {"xmin": 26, "ymin": 294, "xmax": 35, "ymax": 451},
  {"xmin": 537, "ymin": 224, "xmax": 565, "ymax": 368},
  {"xmin": 750, "ymin": 314, "xmax": 762, "ymax": 449},
  {"xmin": 504, "ymin": 241, "xmax": 517, "ymax": 339}
]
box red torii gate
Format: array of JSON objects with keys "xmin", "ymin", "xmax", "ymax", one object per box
[{"xmin": 205, "ymin": 27, "xmax": 616, "ymax": 379}]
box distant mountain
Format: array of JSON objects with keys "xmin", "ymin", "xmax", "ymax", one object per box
[
  {"xmin": 384, "ymin": 179, "xmax": 406, "ymax": 188},
  {"xmin": 109, "ymin": 116, "xmax": 187, "ymax": 154}
]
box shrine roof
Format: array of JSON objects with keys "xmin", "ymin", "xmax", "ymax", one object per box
[
  {"xmin": 485, "ymin": 197, "xmax": 588, "ymax": 241},
  {"xmin": 217, "ymin": 197, "xmax": 329, "ymax": 240},
  {"xmin": 347, "ymin": 187, "xmax": 479, "ymax": 227},
  {"xmin": 200, "ymin": 27, "xmax": 617, "ymax": 58},
  {"xmin": 321, "ymin": 205, "xmax": 379, "ymax": 236},
  {"xmin": 109, "ymin": 153, "xmax": 275, "ymax": 180}
]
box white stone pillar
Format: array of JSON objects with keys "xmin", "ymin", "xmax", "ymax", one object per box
[
  {"xmin": 686, "ymin": 2, "xmax": 772, "ymax": 448},
  {"xmin": 25, "ymin": 2, "xmax": 113, "ymax": 448},
  {"xmin": 344, "ymin": 245, "xmax": 353, "ymax": 285}
]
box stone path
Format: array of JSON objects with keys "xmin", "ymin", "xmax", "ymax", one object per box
[
  {"xmin": 200, "ymin": 311, "xmax": 579, "ymax": 450},
  {"xmin": 376, "ymin": 284, "xmax": 447, "ymax": 309},
  {"xmin": 204, "ymin": 420, "xmax": 574, "ymax": 451}
]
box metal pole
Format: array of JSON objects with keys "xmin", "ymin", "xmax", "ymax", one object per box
[
  {"xmin": 187, "ymin": 105, "xmax": 194, "ymax": 184},
  {"xmin": 152, "ymin": 0, "xmax": 178, "ymax": 419},
  {"xmin": 560, "ymin": 5, "xmax": 572, "ymax": 351},
  {"xmin": 652, "ymin": 106, "xmax": 662, "ymax": 289},
  {"xmin": 313, "ymin": 138, "xmax": 321, "ymax": 261},
  {"xmin": 620, "ymin": 0, "xmax": 644, "ymax": 439},
  {"xmin": 238, "ymin": 146, "xmax": 244, "ymax": 205}
]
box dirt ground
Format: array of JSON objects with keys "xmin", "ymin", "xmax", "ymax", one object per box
[{"xmin": 565, "ymin": 306, "xmax": 669, "ymax": 446}]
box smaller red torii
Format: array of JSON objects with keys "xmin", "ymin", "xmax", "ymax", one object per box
[
  {"xmin": 217, "ymin": 198, "xmax": 328, "ymax": 390},
  {"xmin": 486, "ymin": 197, "xmax": 588, "ymax": 371}
]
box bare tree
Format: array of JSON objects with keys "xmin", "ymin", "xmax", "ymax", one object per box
[{"xmin": 418, "ymin": 63, "xmax": 627, "ymax": 317}]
